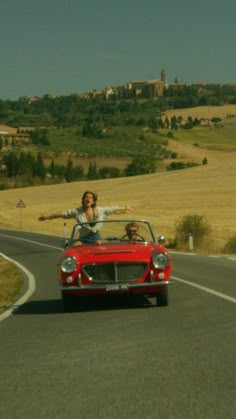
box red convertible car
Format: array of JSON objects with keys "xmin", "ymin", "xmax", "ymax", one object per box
[{"xmin": 57, "ymin": 219, "xmax": 173, "ymax": 312}]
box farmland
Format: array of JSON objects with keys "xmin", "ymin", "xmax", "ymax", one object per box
[{"xmin": 1, "ymin": 105, "xmax": 236, "ymax": 253}]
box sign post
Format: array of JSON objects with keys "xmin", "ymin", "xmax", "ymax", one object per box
[
  {"xmin": 64, "ymin": 222, "xmax": 67, "ymax": 237},
  {"xmin": 16, "ymin": 199, "xmax": 26, "ymax": 228}
]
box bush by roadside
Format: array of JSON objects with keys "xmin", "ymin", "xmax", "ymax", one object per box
[
  {"xmin": 223, "ymin": 236, "xmax": 236, "ymax": 254},
  {"xmin": 171, "ymin": 214, "xmax": 213, "ymax": 252}
]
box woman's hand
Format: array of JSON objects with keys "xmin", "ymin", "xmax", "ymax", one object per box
[{"xmin": 125, "ymin": 206, "xmax": 134, "ymax": 213}]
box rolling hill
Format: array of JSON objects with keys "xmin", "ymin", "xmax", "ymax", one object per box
[{"xmin": 1, "ymin": 105, "xmax": 236, "ymax": 253}]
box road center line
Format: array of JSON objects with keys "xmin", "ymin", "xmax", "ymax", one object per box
[
  {"xmin": 1, "ymin": 233, "xmax": 236, "ymax": 306},
  {"xmin": 172, "ymin": 275, "xmax": 236, "ymax": 304},
  {"xmin": 0, "ymin": 233, "xmax": 62, "ymax": 251}
]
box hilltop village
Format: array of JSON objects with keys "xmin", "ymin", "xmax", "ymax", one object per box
[{"xmin": 26, "ymin": 69, "xmax": 236, "ymax": 102}]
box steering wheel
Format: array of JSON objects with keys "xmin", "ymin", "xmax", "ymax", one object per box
[{"xmin": 121, "ymin": 234, "xmax": 145, "ymax": 241}]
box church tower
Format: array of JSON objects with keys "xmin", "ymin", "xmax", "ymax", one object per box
[{"xmin": 161, "ymin": 68, "xmax": 166, "ymax": 82}]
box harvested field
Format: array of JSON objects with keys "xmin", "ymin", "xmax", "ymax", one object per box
[
  {"xmin": 1, "ymin": 105, "xmax": 236, "ymax": 253},
  {"xmin": 164, "ymin": 104, "xmax": 236, "ymax": 120},
  {"xmin": 0, "ymin": 149, "xmax": 236, "ymax": 253}
]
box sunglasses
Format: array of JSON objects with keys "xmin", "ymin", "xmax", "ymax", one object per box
[{"xmin": 128, "ymin": 229, "xmax": 137, "ymax": 234}]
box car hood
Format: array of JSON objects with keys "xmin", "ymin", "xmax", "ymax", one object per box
[{"xmin": 62, "ymin": 242, "xmax": 167, "ymax": 263}]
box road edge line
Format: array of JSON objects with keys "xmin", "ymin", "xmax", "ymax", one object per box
[
  {"xmin": 0, "ymin": 252, "xmax": 36, "ymax": 322},
  {"xmin": 172, "ymin": 275, "xmax": 236, "ymax": 304}
]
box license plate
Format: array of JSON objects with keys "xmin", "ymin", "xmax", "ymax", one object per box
[{"xmin": 106, "ymin": 284, "xmax": 128, "ymax": 291}]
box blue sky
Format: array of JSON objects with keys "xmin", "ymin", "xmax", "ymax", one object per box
[{"xmin": 1, "ymin": 0, "xmax": 235, "ymax": 100}]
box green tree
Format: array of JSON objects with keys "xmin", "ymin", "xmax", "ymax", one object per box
[
  {"xmin": 25, "ymin": 152, "xmax": 36, "ymax": 175},
  {"xmin": 3, "ymin": 151, "xmax": 19, "ymax": 177},
  {"xmin": 65, "ymin": 157, "xmax": 74, "ymax": 182},
  {"xmin": 30, "ymin": 128, "xmax": 50, "ymax": 145},
  {"xmin": 49, "ymin": 158, "xmax": 56, "ymax": 178},
  {"xmin": 87, "ymin": 161, "xmax": 97, "ymax": 179},
  {"xmin": 171, "ymin": 116, "xmax": 178, "ymax": 130},
  {"xmin": 18, "ymin": 151, "xmax": 27, "ymax": 175},
  {"xmin": 98, "ymin": 166, "xmax": 120, "ymax": 179},
  {"xmin": 35, "ymin": 152, "xmax": 46, "ymax": 179},
  {"xmin": 53, "ymin": 164, "xmax": 66, "ymax": 178},
  {"xmin": 165, "ymin": 117, "xmax": 170, "ymax": 129},
  {"xmin": 73, "ymin": 164, "xmax": 84, "ymax": 179},
  {"xmin": 125, "ymin": 154, "xmax": 157, "ymax": 176},
  {"xmin": 148, "ymin": 117, "xmax": 157, "ymax": 130}
]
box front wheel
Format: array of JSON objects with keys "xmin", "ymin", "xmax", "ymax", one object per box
[{"xmin": 156, "ymin": 287, "xmax": 168, "ymax": 307}]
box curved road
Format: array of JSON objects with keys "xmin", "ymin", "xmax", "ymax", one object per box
[{"xmin": 0, "ymin": 230, "xmax": 235, "ymax": 419}]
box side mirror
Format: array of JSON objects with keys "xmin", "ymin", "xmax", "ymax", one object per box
[
  {"xmin": 158, "ymin": 235, "xmax": 166, "ymax": 245},
  {"xmin": 61, "ymin": 239, "xmax": 69, "ymax": 248}
]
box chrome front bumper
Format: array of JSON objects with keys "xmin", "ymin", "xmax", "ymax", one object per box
[{"xmin": 59, "ymin": 279, "xmax": 173, "ymax": 292}]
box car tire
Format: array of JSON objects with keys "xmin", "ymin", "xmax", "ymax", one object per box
[
  {"xmin": 61, "ymin": 291, "xmax": 79, "ymax": 312},
  {"xmin": 156, "ymin": 287, "xmax": 168, "ymax": 307}
]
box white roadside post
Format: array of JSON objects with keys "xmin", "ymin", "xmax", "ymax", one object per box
[
  {"xmin": 188, "ymin": 231, "xmax": 194, "ymax": 251},
  {"xmin": 64, "ymin": 222, "xmax": 67, "ymax": 238}
]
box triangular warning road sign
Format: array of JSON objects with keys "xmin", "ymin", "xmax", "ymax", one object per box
[{"xmin": 16, "ymin": 199, "xmax": 26, "ymax": 208}]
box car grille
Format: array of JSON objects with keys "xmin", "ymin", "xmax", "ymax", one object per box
[{"xmin": 82, "ymin": 262, "xmax": 148, "ymax": 283}]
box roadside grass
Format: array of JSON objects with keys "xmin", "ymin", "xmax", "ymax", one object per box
[{"xmin": 0, "ymin": 256, "xmax": 23, "ymax": 313}]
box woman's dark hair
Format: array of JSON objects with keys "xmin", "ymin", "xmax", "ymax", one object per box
[{"xmin": 82, "ymin": 191, "xmax": 98, "ymax": 208}]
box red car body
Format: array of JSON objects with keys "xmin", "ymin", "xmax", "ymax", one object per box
[{"xmin": 57, "ymin": 219, "xmax": 172, "ymax": 311}]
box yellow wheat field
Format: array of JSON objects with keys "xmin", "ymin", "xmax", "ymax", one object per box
[
  {"xmin": 1, "ymin": 106, "xmax": 236, "ymax": 253},
  {"xmin": 164, "ymin": 104, "xmax": 236, "ymax": 120},
  {"xmin": 0, "ymin": 148, "xmax": 236, "ymax": 252}
]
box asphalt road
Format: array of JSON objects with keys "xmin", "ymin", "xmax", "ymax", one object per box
[{"xmin": 0, "ymin": 230, "xmax": 235, "ymax": 419}]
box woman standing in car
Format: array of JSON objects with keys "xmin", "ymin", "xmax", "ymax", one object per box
[{"xmin": 39, "ymin": 190, "xmax": 134, "ymax": 244}]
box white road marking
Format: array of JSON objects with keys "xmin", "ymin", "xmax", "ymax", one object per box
[
  {"xmin": 0, "ymin": 232, "xmax": 62, "ymax": 251},
  {"xmin": 172, "ymin": 275, "xmax": 236, "ymax": 304},
  {"xmin": 170, "ymin": 251, "xmax": 196, "ymax": 256},
  {"xmin": 171, "ymin": 250, "xmax": 236, "ymax": 263},
  {"xmin": 0, "ymin": 253, "xmax": 36, "ymax": 322},
  {"xmin": 1, "ymin": 232, "xmax": 235, "ymax": 323},
  {"xmin": 0, "ymin": 233, "xmax": 61, "ymax": 322}
]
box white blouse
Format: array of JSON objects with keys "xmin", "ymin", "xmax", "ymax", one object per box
[{"xmin": 61, "ymin": 205, "xmax": 122, "ymax": 237}]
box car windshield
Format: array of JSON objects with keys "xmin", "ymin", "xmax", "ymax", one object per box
[{"xmin": 70, "ymin": 219, "xmax": 156, "ymax": 245}]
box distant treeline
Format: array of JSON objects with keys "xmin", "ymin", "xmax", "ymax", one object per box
[
  {"xmin": 0, "ymin": 150, "xmax": 160, "ymax": 189},
  {"xmin": 0, "ymin": 83, "xmax": 235, "ymax": 128},
  {"xmin": 0, "ymin": 86, "xmax": 230, "ymax": 189}
]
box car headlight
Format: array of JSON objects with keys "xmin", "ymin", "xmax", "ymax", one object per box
[
  {"xmin": 60, "ymin": 256, "xmax": 77, "ymax": 273},
  {"xmin": 152, "ymin": 252, "xmax": 169, "ymax": 269}
]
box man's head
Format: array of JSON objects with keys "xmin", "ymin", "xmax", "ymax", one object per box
[{"xmin": 125, "ymin": 222, "xmax": 139, "ymax": 239}]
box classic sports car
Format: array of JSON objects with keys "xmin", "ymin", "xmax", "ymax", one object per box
[{"xmin": 57, "ymin": 219, "xmax": 173, "ymax": 312}]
